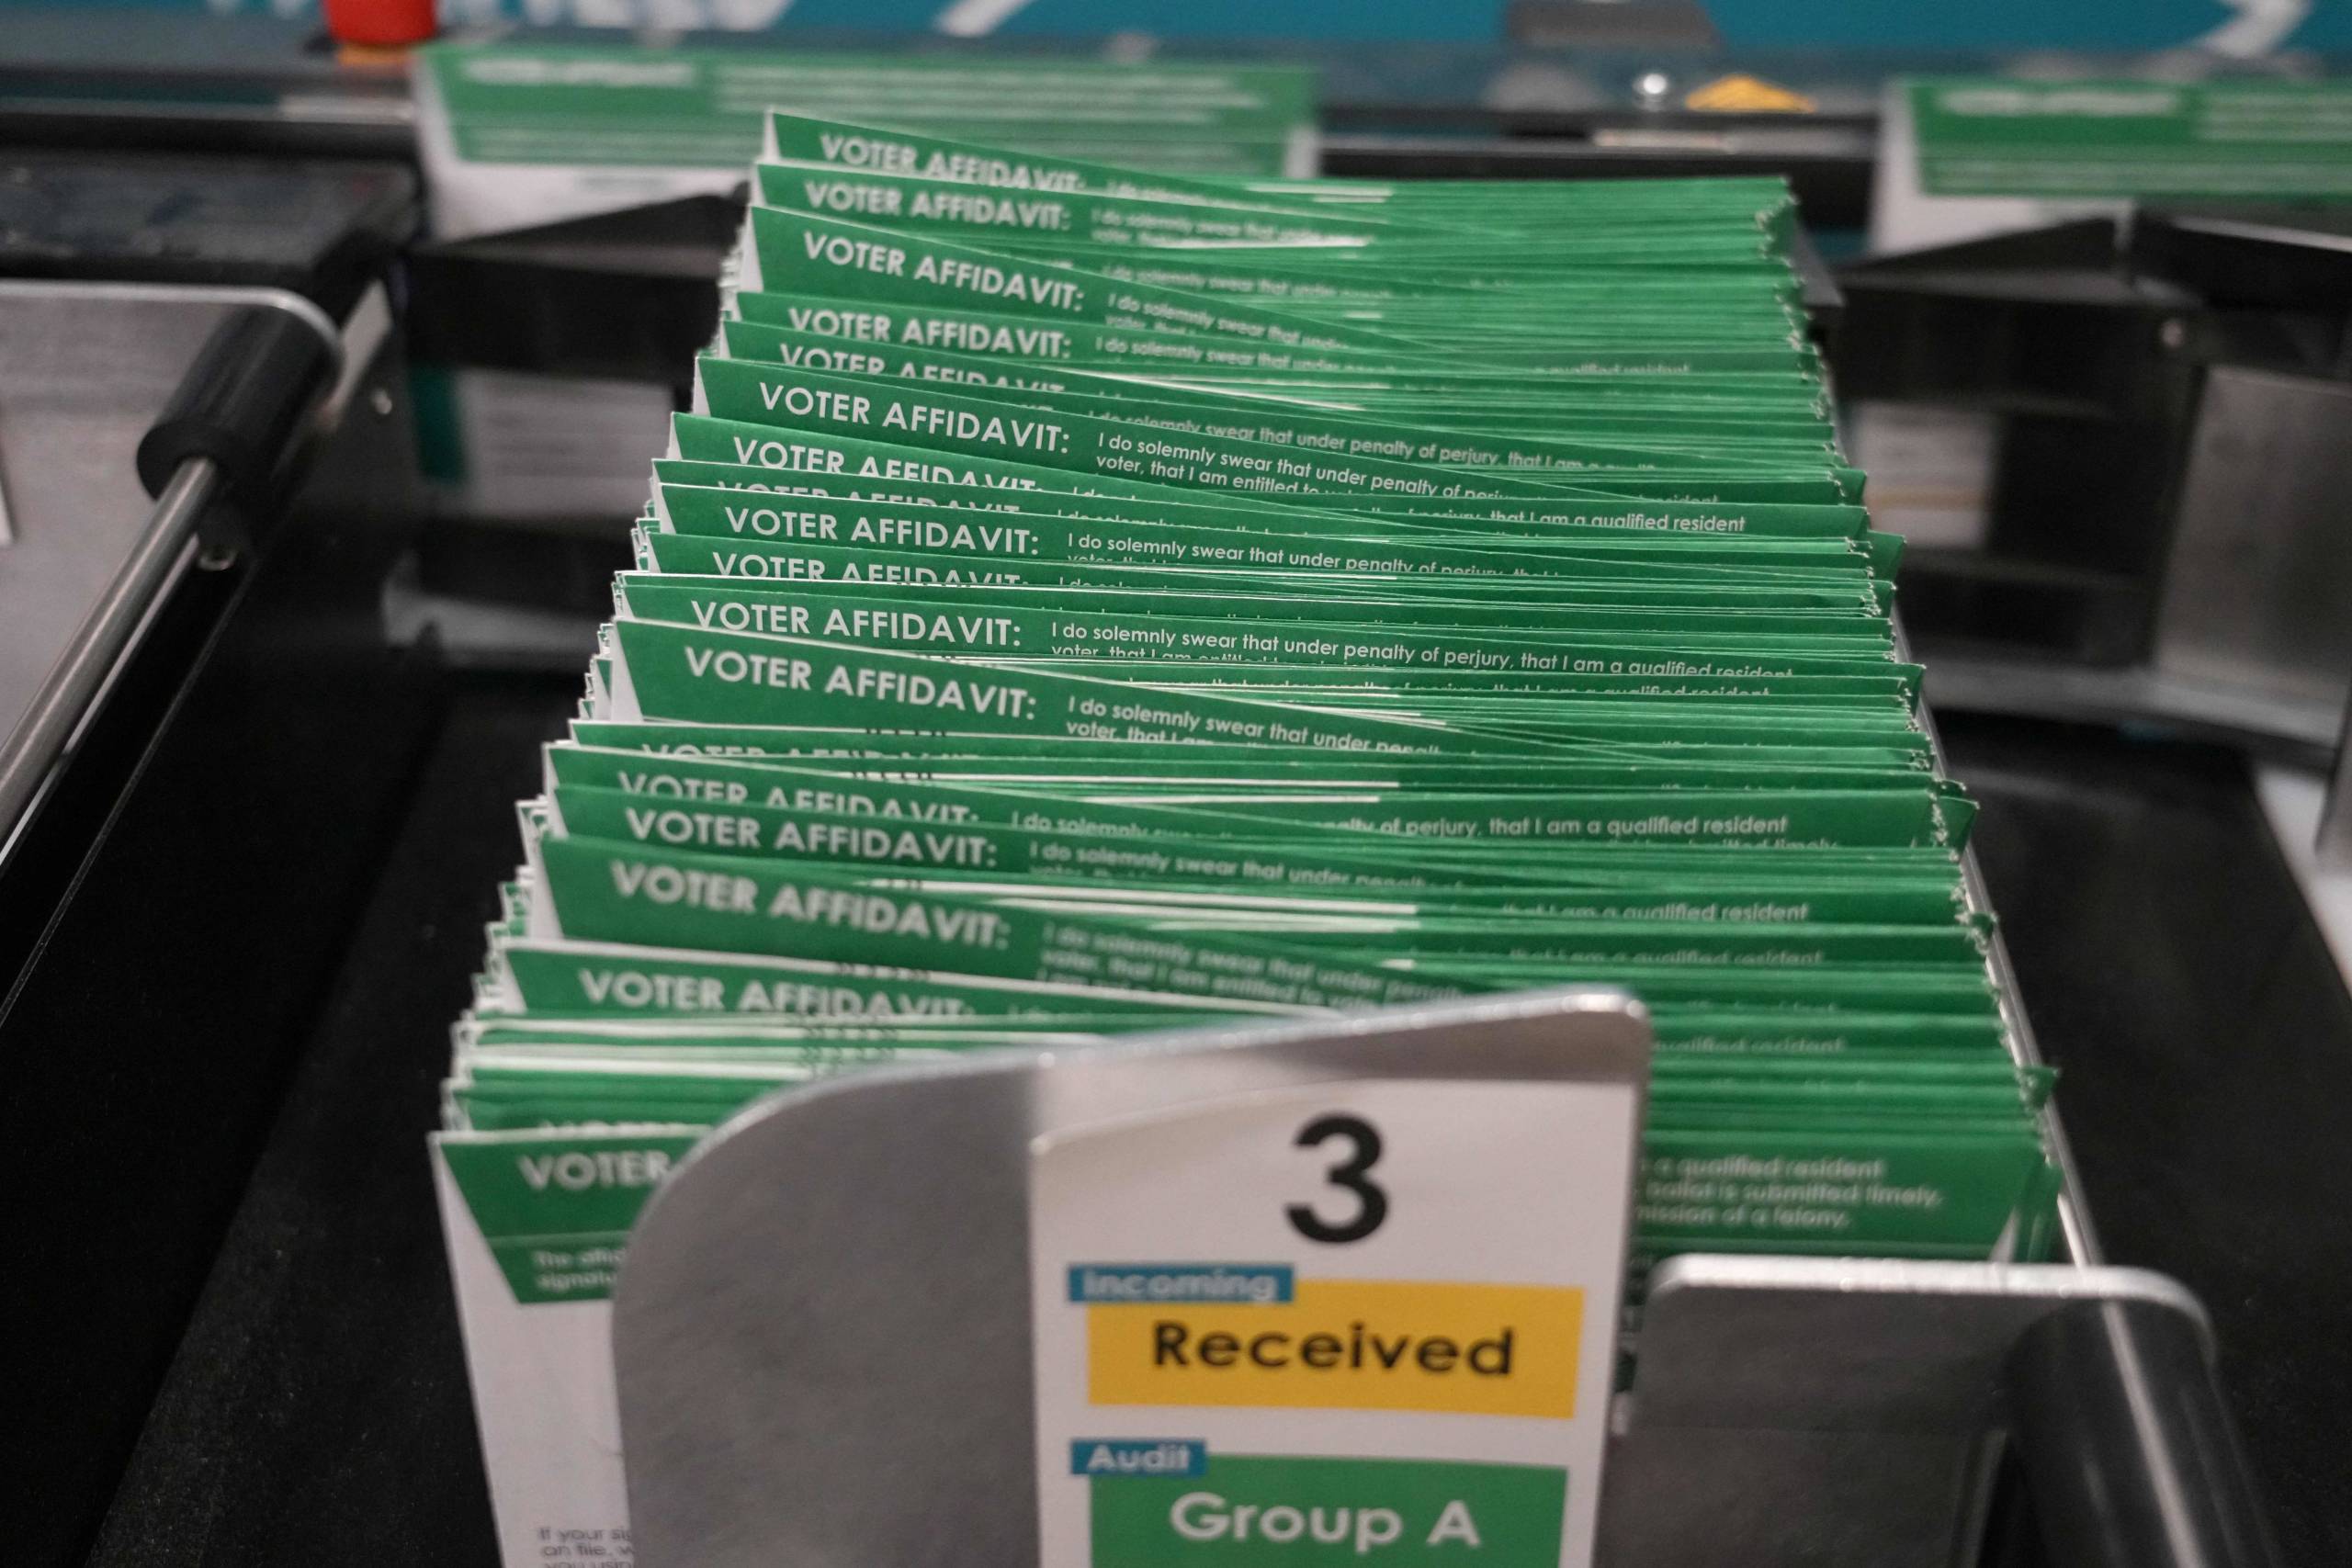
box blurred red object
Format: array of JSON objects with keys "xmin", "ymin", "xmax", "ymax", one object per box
[{"xmin": 323, "ymin": 0, "xmax": 436, "ymax": 47}]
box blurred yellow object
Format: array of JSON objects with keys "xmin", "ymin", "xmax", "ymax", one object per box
[
  {"xmin": 1685, "ymin": 74, "xmax": 1817, "ymax": 114},
  {"xmin": 334, "ymin": 41, "xmax": 418, "ymax": 70}
]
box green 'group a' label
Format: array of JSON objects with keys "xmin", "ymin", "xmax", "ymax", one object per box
[{"xmin": 1088, "ymin": 1453, "xmax": 1566, "ymax": 1565}]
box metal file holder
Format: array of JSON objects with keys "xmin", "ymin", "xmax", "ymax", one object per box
[
  {"xmin": 604, "ymin": 581, "xmax": 2229, "ymax": 1568},
  {"xmin": 616, "ymin": 989, "xmax": 1650, "ymax": 1568},
  {"xmin": 613, "ymin": 991, "xmax": 2277, "ymax": 1568}
]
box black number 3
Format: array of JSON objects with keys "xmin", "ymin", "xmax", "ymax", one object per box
[{"xmin": 1287, "ymin": 1114, "xmax": 1387, "ymax": 1244}]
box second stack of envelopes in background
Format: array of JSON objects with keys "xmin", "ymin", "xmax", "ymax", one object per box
[{"xmin": 440, "ymin": 111, "xmax": 2064, "ymax": 1314}]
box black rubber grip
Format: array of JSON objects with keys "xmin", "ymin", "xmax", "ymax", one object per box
[{"xmin": 136, "ymin": 305, "xmax": 335, "ymax": 502}]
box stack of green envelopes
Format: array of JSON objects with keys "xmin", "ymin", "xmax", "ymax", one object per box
[{"xmin": 434, "ymin": 121, "xmax": 2064, "ymax": 1531}]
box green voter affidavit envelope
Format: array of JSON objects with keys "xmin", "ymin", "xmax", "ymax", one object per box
[{"xmin": 432, "ymin": 107, "xmax": 2062, "ymax": 1568}]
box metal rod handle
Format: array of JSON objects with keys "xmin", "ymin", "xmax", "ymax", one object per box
[
  {"xmin": 0, "ymin": 457, "xmax": 218, "ymax": 840},
  {"xmin": 1, "ymin": 298, "xmax": 338, "ymax": 845},
  {"xmin": 2006, "ymin": 1298, "xmax": 2280, "ymax": 1568}
]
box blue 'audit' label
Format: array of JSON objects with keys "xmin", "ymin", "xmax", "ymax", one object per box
[{"xmin": 1071, "ymin": 1439, "xmax": 1209, "ymax": 1478}]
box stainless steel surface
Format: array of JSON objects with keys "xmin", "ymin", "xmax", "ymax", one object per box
[
  {"xmin": 0, "ymin": 423, "xmax": 14, "ymax": 547},
  {"xmin": 0, "ymin": 281, "xmax": 342, "ymax": 840},
  {"xmin": 0, "ymin": 458, "xmax": 214, "ymax": 844},
  {"xmin": 1968, "ymin": 838, "xmax": 2102, "ymax": 1265},
  {"xmin": 0, "ymin": 10, "xmax": 414, "ymax": 153},
  {"xmin": 1602, "ymin": 1256, "xmax": 2213, "ymax": 1568},
  {"xmin": 1901, "ymin": 618, "xmax": 2101, "ymax": 1265},
  {"xmin": 2007, "ymin": 1298, "xmax": 2282, "ymax": 1568},
  {"xmin": 2321, "ymin": 696, "xmax": 2352, "ymax": 872},
  {"xmin": 1637, "ymin": 1255, "xmax": 2205, "ymax": 1429},
  {"xmin": 320, "ymin": 283, "xmax": 393, "ymax": 434},
  {"xmin": 2154, "ymin": 367, "xmax": 2352, "ymax": 719},
  {"xmin": 1925, "ymin": 654, "xmax": 2346, "ymax": 760},
  {"xmin": 616, "ymin": 968, "xmax": 2146, "ymax": 1568},
  {"xmin": 615, "ymin": 988, "xmax": 1650, "ymax": 1568}
]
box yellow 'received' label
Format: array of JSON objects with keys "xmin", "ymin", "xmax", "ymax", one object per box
[{"xmin": 1085, "ymin": 1279, "xmax": 1581, "ymax": 1418}]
